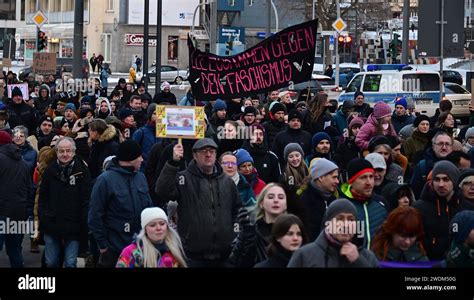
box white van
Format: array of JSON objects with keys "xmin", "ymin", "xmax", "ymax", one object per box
[{"xmin": 338, "ymin": 70, "xmax": 442, "ymax": 117}]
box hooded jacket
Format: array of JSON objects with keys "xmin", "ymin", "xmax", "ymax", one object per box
[
  {"xmin": 402, "ymin": 129, "xmax": 430, "ymax": 165},
  {"xmin": 355, "ymin": 114, "xmax": 397, "ymax": 151},
  {"xmin": 88, "ymin": 159, "xmax": 153, "ymax": 252},
  {"xmin": 89, "ymin": 125, "xmax": 120, "ymax": 179},
  {"xmin": 413, "ymin": 184, "xmax": 474, "ymax": 260},
  {"xmin": 0, "ymin": 144, "xmax": 33, "ymax": 220},
  {"xmin": 340, "ymin": 183, "xmax": 388, "ymax": 249},
  {"xmin": 155, "ymin": 159, "xmax": 241, "ymax": 260}
]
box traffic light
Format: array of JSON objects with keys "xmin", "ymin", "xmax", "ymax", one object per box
[
  {"xmin": 389, "ymin": 33, "xmax": 402, "ymax": 62},
  {"xmin": 344, "ymin": 36, "xmax": 352, "ymax": 52},
  {"xmin": 338, "ymin": 36, "xmax": 345, "ymax": 53},
  {"xmin": 37, "ymin": 30, "xmax": 47, "ymax": 52},
  {"xmin": 338, "ymin": 36, "xmax": 352, "ymax": 53}
]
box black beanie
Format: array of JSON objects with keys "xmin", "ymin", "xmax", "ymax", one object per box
[
  {"xmin": 117, "ymin": 140, "xmax": 142, "ymax": 161},
  {"xmin": 288, "ymin": 109, "xmax": 303, "ymax": 122},
  {"xmin": 413, "ymin": 114, "xmax": 430, "ymax": 128},
  {"xmin": 270, "ymin": 102, "xmax": 286, "ymax": 115},
  {"xmin": 347, "ymin": 158, "xmax": 374, "ymax": 184},
  {"xmin": 243, "ymin": 106, "xmax": 257, "ymax": 116},
  {"xmin": 354, "ymin": 91, "xmax": 364, "ymax": 100},
  {"xmin": 11, "ymin": 86, "xmax": 23, "ymax": 98},
  {"xmin": 368, "ymin": 135, "xmax": 391, "ymax": 153}
]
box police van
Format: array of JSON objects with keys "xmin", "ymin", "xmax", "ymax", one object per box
[{"xmin": 338, "ymin": 70, "xmax": 442, "ymax": 116}]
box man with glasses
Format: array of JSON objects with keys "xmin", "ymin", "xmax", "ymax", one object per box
[
  {"xmin": 155, "ymin": 138, "xmax": 242, "ymax": 267},
  {"xmin": 414, "ymin": 161, "xmax": 474, "ymax": 260},
  {"xmin": 39, "ymin": 137, "xmax": 91, "ymax": 267},
  {"xmin": 411, "ymin": 131, "xmax": 454, "ymax": 199}
]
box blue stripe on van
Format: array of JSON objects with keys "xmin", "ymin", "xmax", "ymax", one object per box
[{"xmin": 339, "ymin": 92, "xmax": 442, "ymax": 104}]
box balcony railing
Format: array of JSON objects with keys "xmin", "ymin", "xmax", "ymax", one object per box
[{"xmin": 26, "ymin": 11, "xmax": 89, "ymax": 24}]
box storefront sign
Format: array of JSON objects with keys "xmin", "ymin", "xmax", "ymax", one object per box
[{"xmin": 124, "ymin": 34, "xmax": 157, "ymax": 47}]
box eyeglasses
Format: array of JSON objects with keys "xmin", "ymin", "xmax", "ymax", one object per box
[
  {"xmin": 222, "ymin": 161, "xmax": 237, "ymax": 167},
  {"xmin": 433, "ymin": 142, "xmax": 453, "ymax": 148},
  {"xmin": 197, "ymin": 148, "xmax": 216, "ymax": 155},
  {"xmin": 462, "ymin": 181, "xmax": 474, "ymax": 188}
]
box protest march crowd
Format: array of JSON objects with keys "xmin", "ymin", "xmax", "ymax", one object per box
[{"xmin": 0, "ymin": 63, "xmax": 474, "ymax": 269}]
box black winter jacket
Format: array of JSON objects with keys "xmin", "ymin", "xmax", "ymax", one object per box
[
  {"xmin": 155, "ymin": 159, "xmax": 241, "ymax": 260},
  {"xmin": 39, "ymin": 157, "xmax": 91, "ymax": 240},
  {"xmin": 0, "ymin": 144, "xmax": 33, "ymax": 220}
]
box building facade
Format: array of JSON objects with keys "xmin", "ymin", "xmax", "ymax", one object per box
[{"xmin": 0, "ymin": 0, "xmax": 26, "ymax": 59}]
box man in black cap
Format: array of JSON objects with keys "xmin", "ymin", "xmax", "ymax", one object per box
[
  {"xmin": 7, "ymin": 87, "xmax": 37, "ymax": 135},
  {"xmin": 262, "ymin": 102, "xmax": 288, "ymax": 147},
  {"xmin": 89, "ymin": 140, "xmax": 153, "ymax": 267},
  {"xmin": 155, "ymin": 138, "xmax": 242, "ymax": 267},
  {"xmin": 36, "ymin": 115, "xmax": 56, "ymax": 150},
  {"xmin": 272, "ymin": 109, "xmax": 312, "ymax": 166},
  {"xmin": 353, "ymin": 91, "xmax": 372, "ymax": 119}
]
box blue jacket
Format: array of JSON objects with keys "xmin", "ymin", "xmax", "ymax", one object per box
[
  {"xmin": 333, "ymin": 110, "xmax": 348, "ymax": 138},
  {"xmin": 132, "ymin": 122, "xmax": 160, "ymax": 171},
  {"xmin": 391, "ymin": 112, "xmax": 415, "ymax": 134},
  {"xmin": 19, "ymin": 142, "xmax": 37, "ymax": 173},
  {"xmin": 88, "ymin": 159, "xmax": 153, "ymax": 252}
]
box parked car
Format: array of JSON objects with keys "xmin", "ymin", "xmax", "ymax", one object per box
[
  {"xmin": 19, "ymin": 58, "xmax": 89, "ymax": 80},
  {"xmin": 140, "ymin": 65, "xmax": 188, "ymax": 84},
  {"xmin": 287, "ymin": 79, "xmax": 324, "ymax": 103},
  {"xmin": 442, "ymin": 70, "xmax": 463, "ymax": 85},
  {"xmin": 443, "ymin": 82, "xmax": 471, "ymax": 119}
]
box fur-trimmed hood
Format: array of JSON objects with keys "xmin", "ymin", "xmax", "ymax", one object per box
[{"xmin": 98, "ymin": 124, "xmax": 117, "ymax": 142}]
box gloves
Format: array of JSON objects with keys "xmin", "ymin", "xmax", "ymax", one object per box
[{"xmin": 237, "ymin": 207, "xmax": 252, "ymax": 233}]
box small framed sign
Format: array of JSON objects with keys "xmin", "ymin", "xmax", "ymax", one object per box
[{"xmin": 156, "ymin": 105, "xmax": 205, "ymax": 139}]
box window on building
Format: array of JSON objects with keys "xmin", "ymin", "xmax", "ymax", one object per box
[
  {"xmin": 61, "ymin": 39, "xmax": 73, "ymax": 58},
  {"xmin": 50, "ymin": 0, "xmax": 61, "ymax": 12},
  {"xmin": 0, "ymin": 0, "xmax": 16, "ymax": 20},
  {"xmin": 84, "ymin": 0, "xmax": 89, "ymax": 11},
  {"xmin": 107, "ymin": 0, "xmax": 114, "ymax": 11},
  {"xmin": 21, "ymin": 0, "xmax": 25, "ymax": 20},
  {"xmin": 27, "ymin": 0, "xmax": 35, "ymax": 14},
  {"xmin": 101, "ymin": 33, "xmax": 112, "ymax": 63}
]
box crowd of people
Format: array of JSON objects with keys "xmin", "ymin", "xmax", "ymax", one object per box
[{"xmin": 0, "ymin": 68, "xmax": 474, "ymax": 268}]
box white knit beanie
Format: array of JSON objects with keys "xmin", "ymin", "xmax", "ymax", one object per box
[{"xmin": 141, "ymin": 207, "xmax": 169, "ymax": 229}]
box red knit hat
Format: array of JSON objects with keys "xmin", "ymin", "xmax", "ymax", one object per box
[{"xmin": 0, "ymin": 131, "xmax": 12, "ymax": 145}]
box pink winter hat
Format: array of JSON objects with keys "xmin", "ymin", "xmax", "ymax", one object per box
[{"xmin": 373, "ymin": 101, "xmax": 392, "ymax": 119}]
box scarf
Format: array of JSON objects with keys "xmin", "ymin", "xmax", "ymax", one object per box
[
  {"xmin": 231, "ymin": 173, "xmax": 240, "ymax": 185},
  {"xmin": 350, "ymin": 187, "xmax": 370, "ymax": 203},
  {"xmin": 58, "ymin": 159, "xmax": 75, "ymax": 183}
]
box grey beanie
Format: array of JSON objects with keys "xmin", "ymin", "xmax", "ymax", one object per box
[
  {"xmin": 465, "ymin": 127, "xmax": 474, "ymax": 140},
  {"xmin": 323, "ymin": 198, "xmax": 358, "ymax": 224},
  {"xmin": 432, "ymin": 160, "xmax": 460, "ymax": 186},
  {"xmin": 399, "ymin": 124, "xmax": 414, "ymax": 140},
  {"xmin": 342, "ymin": 99, "xmax": 355, "ymax": 112},
  {"xmin": 310, "ymin": 158, "xmax": 338, "ymax": 180},
  {"xmin": 147, "ymin": 103, "xmax": 157, "ymax": 120},
  {"xmin": 284, "ymin": 143, "xmax": 304, "ymax": 161}
]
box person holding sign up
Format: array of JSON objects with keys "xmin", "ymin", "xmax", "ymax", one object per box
[{"xmin": 155, "ymin": 138, "xmax": 242, "ymax": 267}]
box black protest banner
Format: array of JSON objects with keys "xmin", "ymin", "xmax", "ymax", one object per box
[{"xmin": 188, "ymin": 19, "xmax": 318, "ymax": 100}]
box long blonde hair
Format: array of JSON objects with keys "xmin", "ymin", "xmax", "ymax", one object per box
[
  {"xmin": 254, "ymin": 183, "xmax": 287, "ymax": 221},
  {"xmin": 136, "ymin": 224, "xmax": 187, "ymax": 268}
]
